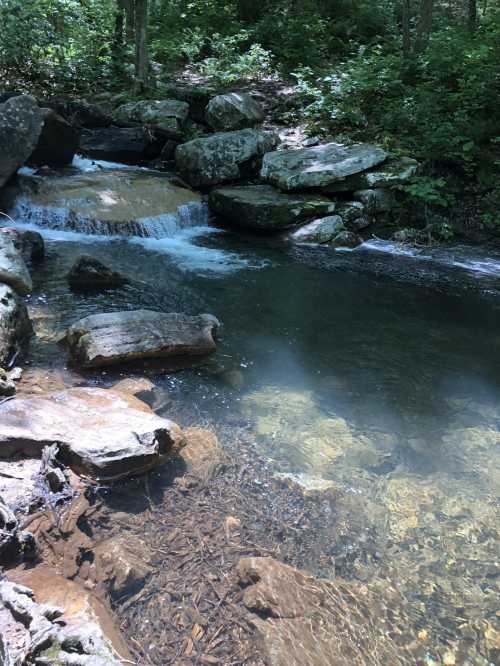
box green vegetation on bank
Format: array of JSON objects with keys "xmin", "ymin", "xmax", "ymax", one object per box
[{"xmin": 0, "ymin": 1, "xmax": 498, "ymax": 230}]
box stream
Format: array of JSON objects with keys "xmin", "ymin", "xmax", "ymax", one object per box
[{"xmin": 5, "ymin": 158, "xmax": 500, "ymax": 664}]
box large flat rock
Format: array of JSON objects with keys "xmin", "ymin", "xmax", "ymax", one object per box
[
  {"xmin": 0, "ymin": 283, "xmax": 33, "ymax": 367},
  {"xmin": 209, "ymin": 184, "xmax": 336, "ymax": 230},
  {"xmin": 64, "ymin": 310, "xmax": 220, "ymax": 368},
  {"xmin": 0, "ymin": 387, "xmax": 185, "ymax": 480},
  {"xmin": 0, "ymin": 95, "xmax": 43, "ymax": 188},
  {"xmin": 261, "ymin": 142, "xmax": 388, "ymax": 191},
  {"xmin": 0, "ymin": 233, "xmax": 33, "ymax": 295},
  {"xmin": 176, "ymin": 129, "xmax": 279, "ymax": 187}
]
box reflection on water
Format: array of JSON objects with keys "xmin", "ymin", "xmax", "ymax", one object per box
[{"xmin": 6, "ymin": 174, "xmax": 500, "ymax": 663}]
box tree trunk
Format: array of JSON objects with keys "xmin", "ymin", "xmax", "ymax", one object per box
[
  {"xmin": 124, "ymin": 0, "xmax": 135, "ymax": 41},
  {"xmin": 113, "ymin": 0, "xmax": 125, "ymax": 67},
  {"xmin": 134, "ymin": 0, "xmax": 149, "ymax": 93},
  {"xmin": 402, "ymin": 0, "xmax": 411, "ymax": 57},
  {"xmin": 416, "ymin": 0, "xmax": 434, "ymax": 52},
  {"xmin": 468, "ymin": 0, "xmax": 477, "ymax": 32}
]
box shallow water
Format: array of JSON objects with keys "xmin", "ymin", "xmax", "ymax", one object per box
[{"xmin": 4, "ymin": 160, "xmax": 500, "ymax": 664}]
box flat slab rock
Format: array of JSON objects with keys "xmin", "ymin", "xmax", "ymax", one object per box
[
  {"xmin": 64, "ymin": 310, "xmax": 220, "ymax": 368},
  {"xmin": 0, "ymin": 387, "xmax": 185, "ymax": 480},
  {"xmin": 261, "ymin": 142, "xmax": 388, "ymax": 191},
  {"xmin": 209, "ymin": 185, "xmax": 336, "ymax": 230}
]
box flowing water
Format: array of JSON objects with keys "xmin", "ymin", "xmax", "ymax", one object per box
[{"xmin": 4, "ymin": 159, "xmax": 500, "ymax": 664}]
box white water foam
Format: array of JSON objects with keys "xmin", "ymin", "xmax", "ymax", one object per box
[{"xmin": 71, "ymin": 155, "xmax": 150, "ymax": 172}]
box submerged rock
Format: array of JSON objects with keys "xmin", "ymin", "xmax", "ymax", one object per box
[
  {"xmin": 0, "ymin": 95, "xmax": 43, "ymax": 188},
  {"xmin": 0, "ymin": 233, "xmax": 32, "ymax": 295},
  {"xmin": 206, "ymin": 92, "xmax": 265, "ymax": 131},
  {"xmin": 209, "ymin": 184, "xmax": 336, "ymax": 230},
  {"xmin": 93, "ymin": 535, "xmax": 153, "ymax": 600},
  {"xmin": 10, "ymin": 170, "xmax": 204, "ymax": 236},
  {"xmin": 67, "ymin": 255, "xmax": 128, "ymax": 292},
  {"xmin": 64, "ymin": 310, "xmax": 220, "ymax": 368},
  {"xmin": 0, "ymin": 227, "xmax": 44, "ymax": 262},
  {"xmin": 80, "ymin": 126, "xmax": 165, "ymax": 163},
  {"xmin": 176, "ymin": 128, "xmax": 279, "ymax": 187},
  {"xmin": 0, "ymin": 284, "xmax": 33, "ymax": 367},
  {"xmin": 261, "ymin": 142, "xmax": 388, "ymax": 191},
  {"xmin": 28, "ymin": 108, "xmax": 79, "ymax": 167},
  {"xmin": 0, "ymin": 387, "xmax": 185, "ymax": 480},
  {"xmin": 289, "ymin": 215, "xmax": 344, "ymax": 243},
  {"xmin": 113, "ymin": 99, "xmax": 190, "ymax": 138},
  {"xmin": 3, "ymin": 570, "xmax": 131, "ymax": 664}
]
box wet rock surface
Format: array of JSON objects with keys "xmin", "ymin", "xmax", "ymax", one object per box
[
  {"xmin": 80, "ymin": 126, "xmax": 165, "ymax": 163},
  {"xmin": 0, "ymin": 387, "xmax": 185, "ymax": 480},
  {"xmin": 206, "ymin": 92, "xmax": 265, "ymax": 131},
  {"xmin": 64, "ymin": 310, "xmax": 219, "ymax": 368},
  {"xmin": 0, "ymin": 283, "xmax": 32, "ymax": 367},
  {"xmin": 261, "ymin": 142, "xmax": 388, "ymax": 191},
  {"xmin": 176, "ymin": 128, "xmax": 279, "ymax": 186},
  {"xmin": 210, "ymin": 184, "xmax": 336, "ymax": 230},
  {"xmin": 0, "ymin": 227, "xmax": 45, "ymax": 263},
  {"xmin": 67, "ymin": 255, "xmax": 128, "ymax": 292},
  {"xmin": 289, "ymin": 215, "xmax": 344, "ymax": 243},
  {"xmin": 0, "ymin": 95, "xmax": 43, "ymax": 188}
]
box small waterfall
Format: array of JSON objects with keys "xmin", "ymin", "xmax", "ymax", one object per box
[{"xmin": 7, "ymin": 196, "xmax": 209, "ymax": 239}]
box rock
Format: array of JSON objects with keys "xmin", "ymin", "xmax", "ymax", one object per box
[
  {"xmin": 67, "ymin": 255, "xmax": 128, "ymax": 292},
  {"xmin": 289, "ymin": 215, "xmax": 344, "ymax": 243},
  {"xmin": 0, "ymin": 386, "xmax": 185, "ymax": 481},
  {"xmin": 206, "ymin": 93, "xmax": 265, "ymax": 131},
  {"xmin": 110, "ymin": 377, "xmax": 157, "ymax": 406},
  {"xmin": 325, "ymin": 156, "xmax": 419, "ymax": 192},
  {"xmin": 392, "ymin": 227, "xmax": 421, "ymax": 243},
  {"xmin": 0, "ymin": 233, "xmax": 32, "ymax": 295},
  {"xmin": 0, "ymin": 284, "xmax": 33, "ymax": 366},
  {"xmin": 93, "ymin": 535, "xmax": 153, "ymax": 599},
  {"xmin": 0, "ymin": 227, "xmax": 45, "ymax": 262},
  {"xmin": 354, "ymin": 188, "xmax": 396, "ymax": 213},
  {"xmin": 209, "ymin": 185, "xmax": 336, "ymax": 230},
  {"xmin": 273, "ymin": 472, "xmax": 339, "ymax": 497},
  {"xmin": 113, "ymin": 99, "xmax": 190, "ymax": 138},
  {"xmin": 0, "ymin": 496, "xmax": 35, "ymax": 564},
  {"xmin": 43, "ymin": 98, "xmax": 111, "ymax": 128},
  {"xmin": 64, "ymin": 310, "xmax": 219, "ymax": 369},
  {"xmin": 302, "ymin": 136, "xmax": 320, "ymax": 147},
  {"xmin": 336, "ymin": 201, "xmax": 365, "ymax": 224},
  {"xmin": 160, "ymin": 138, "xmax": 180, "ymax": 161},
  {"xmin": 331, "ymin": 230, "xmax": 363, "ymax": 248},
  {"xmin": 10, "ymin": 170, "xmax": 204, "ymax": 236},
  {"xmin": 261, "ymin": 142, "xmax": 388, "ymax": 191},
  {"xmin": 0, "ymin": 377, "xmax": 15, "ymax": 396},
  {"xmin": 181, "ymin": 427, "xmax": 221, "ymax": 481},
  {"xmin": 0, "ymin": 95, "xmax": 43, "ymax": 188},
  {"xmin": 28, "ymin": 108, "xmax": 79, "ymax": 167},
  {"xmin": 4, "ymin": 569, "xmax": 131, "ymax": 664},
  {"xmin": 176, "ymin": 128, "xmax": 279, "ymax": 187},
  {"xmin": 80, "ymin": 126, "xmax": 165, "ymax": 163},
  {"xmin": 162, "ymin": 82, "xmax": 216, "ymax": 124}
]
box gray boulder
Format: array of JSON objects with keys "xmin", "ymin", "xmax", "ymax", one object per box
[
  {"xmin": 113, "ymin": 99, "xmax": 189, "ymax": 138},
  {"xmin": 331, "ymin": 230, "xmax": 363, "ymax": 248},
  {"xmin": 67, "ymin": 255, "xmax": 128, "ymax": 292},
  {"xmin": 80, "ymin": 126, "xmax": 165, "ymax": 163},
  {"xmin": 0, "ymin": 227, "xmax": 44, "ymax": 262},
  {"xmin": 209, "ymin": 185, "xmax": 336, "ymax": 230},
  {"xmin": 354, "ymin": 188, "xmax": 396, "ymax": 213},
  {"xmin": 0, "ymin": 95, "xmax": 43, "ymax": 188},
  {"xmin": 325, "ymin": 156, "xmax": 419, "ymax": 192},
  {"xmin": 28, "ymin": 108, "xmax": 79, "ymax": 167},
  {"xmin": 0, "ymin": 233, "xmax": 32, "ymax": 294},
  {"xmin": 289, "ymin": 216, "xmax": 344, "ymax": 244},
  {"xmin": 176, "ymin": 129, "xmax": 279, "ymax": 187},
  {"xmin": 64, "ymin": 310, "xmax": 219, "ymax": 368},
  {"xmin": 206, "ymin": 93, "xmax": 265, "ymax": 131},
  {"xmin": 260, "ymin": 142, "xmax": 388, "ymax": 191},
  {"xmin": 0, "ymin": 284, "xmax": 33, "ymax": 368},
  {"xmin": 0, "ymin": 387, "xmax": 185, "ymax": 481},
  {"xmin": 43, "ymin": 98, "xmax": 112, "ymax": 128}
]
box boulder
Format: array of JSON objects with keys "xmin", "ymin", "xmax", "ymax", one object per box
[
  {"xmin": 67, "ymin": 255, "xmax": 128, "ymax": 291},
  {"xmin": 209, "ymin": 185, "xmax": 336, "ymax": 230},
  {"xmin": 0, "ymin": 233, "xmax": 32, "ymax": 295},
  {"xmin": 354, "ymin": 188, "xmax": 396, "ymax": 213},
  {"xmin": 64, "ymin": 310, "xmax": 220, "ymax": 368},
  {"xmin": 10, "ymin": 170, "xmax": 204, "ymax": 236},
  {"xmin": 80, "ymin": 126, "xmax": 165, "ymax": 164},
  {"xmin": 325, "ymin": 156, "xmax": 419, "ymax": 193},
  {"xmin": 289, "ymin": 215, "xmax": 344, "ymax": 244},
  {"xmin": 260, "ymin": 142, "xmax": 388, "ymax": 191},
  {"xmin": 331, "ymin": 230, "xmax": 363, "ymax": 248},
  {"xmin": 162, "ymin": 82, "xmax": 216, "ymax": 123},
  {"xmin": 0, "ymin": 284, "xmax": 32, "ymax": 367},
  {"xmin": 0, "ymin": 387, "xmax": 185, "ymax": 480},
  {"xmin": 176, "ymin": 129, "xmax": 279, "ymax": 187},
  {"xmin": 206, "ymin": 92, "xmax": 265, "ymax": 131},
  {"xmin": 0, "ymin": 227, "xmax": 44, "ymax": 262},
  {"xmin": 0, "ymin": 95, "xmax": 43, "ymax": 188},
  {"xmin": 113, "ymin": 99, "xmax": 190, "ymax": 138},
  {"xmin": 335, "ymin": 201, "xmax": 365, "ymax": 224},
  {"xmin": 4, "ymin": 570, "xmax": 131, "ymax": 664},
  {"xmin": 28, "ymin": 108, "xmax": 79, "ymax": 167},
  {"xmin": 43, "ymin": 98, "xmax": 112, "ymax": 128}
]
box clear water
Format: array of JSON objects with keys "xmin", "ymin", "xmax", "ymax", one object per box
[{"xmin": 5, "ymin": 163, "xmax": 500, "ymax": 664}]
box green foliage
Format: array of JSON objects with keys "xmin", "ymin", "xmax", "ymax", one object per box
[
  {"xmin": 397, "ymin": 176, "xmax": 454, "ymax": 208},
  {"xmin": 197, "ymin": 32, "xmax": 274, "ymax": 85}
]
